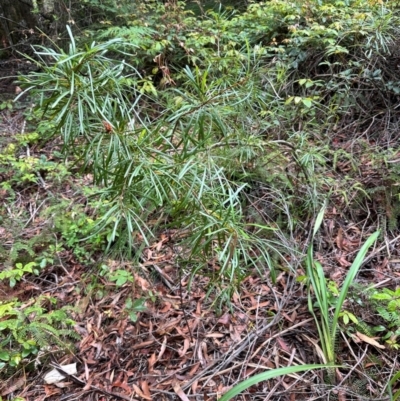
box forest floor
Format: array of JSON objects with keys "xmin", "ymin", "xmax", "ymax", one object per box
[{"xmin": 1, "ymin": 61, "xmax": 400, "ymax": 401}]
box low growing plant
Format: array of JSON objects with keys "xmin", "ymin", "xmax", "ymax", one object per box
[
  {"xmin": 20, "ymin": 27, "xmax": 293, "ymax": 303},
  {"xmin": 0, "ymin": 143, "xmax": 70, "ymax": 188},
  {"xmin": 306, "ymin": 204, "xmax": 380, "ymax": 366},
  {"xmin": 0, "ymin": 296, "xmax": 78, "ymax": 371},
  {"xmin": 0, "ymin": 262, "xmax": 39, "ymax": 288},
  {"xmin": 124, "ymin": 297, "xmax": 147, "ymax": 323},
  {"xmin": 363, "ymin": 286, "xmax": 400, "ymax": 349}
]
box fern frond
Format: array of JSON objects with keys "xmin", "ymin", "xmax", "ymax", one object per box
[
  {"xmin": 377, "ymin": 306, "xmax": 400, "ymax": 326},
  {"xmin": 354, "ymin": 320, "xmax": 374, "ymax": 337}
]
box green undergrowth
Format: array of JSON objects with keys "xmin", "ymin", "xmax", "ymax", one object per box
[
  {"xmin": 1, "ymin": 0, "xmax": 400, "ymax": 392},
  {"xmin": 0, "ymin": 296, "xmax": 77, "ymax": 375},
  {"xmin": 17, "ymin": 0, "xmax": 400, "ymax": 291}
]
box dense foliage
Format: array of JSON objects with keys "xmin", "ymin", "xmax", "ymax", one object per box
[
  {"xmin": 19, "ymin": 0, "xmax": 400, "ymax": 292},
  {"xmin": 2, "ymin": 0, "xmax": 400, "ymax": 398}
]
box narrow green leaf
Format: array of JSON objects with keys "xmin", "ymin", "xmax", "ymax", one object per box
[
  {"xmin": 331, "ymin": 231, "xmax": 379, "ymax": 342},
  {"xmin": 219, "ymin": 365, "xmax": 337, "ymax": 401},
  {"xmin": 313, "ymin": 203, "xmax": 327, "ymax": 237}
]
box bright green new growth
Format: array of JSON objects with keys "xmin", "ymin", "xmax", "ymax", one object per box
[{"xmin": 306, "ymin": 204, "xmax": 380, "ymax": 365}]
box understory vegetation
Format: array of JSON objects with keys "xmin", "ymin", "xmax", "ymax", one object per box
[{"xmin": 1, "ymin": 0, "xmax": 400, "ymax": 399}]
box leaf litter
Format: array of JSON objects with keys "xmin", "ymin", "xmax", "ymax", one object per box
[{"xmin": 1, "ymin": 98, "xmax": 400, "ymax": 400}]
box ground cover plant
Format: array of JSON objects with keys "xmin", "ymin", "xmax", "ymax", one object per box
[{"xmin": 1, "ymin": 0, "xmax": 400, "ymax": 399}]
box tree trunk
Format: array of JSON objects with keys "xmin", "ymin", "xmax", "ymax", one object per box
[{"xmin": 0, "ymin": 0, "xmax": 61, "ymax": 57}]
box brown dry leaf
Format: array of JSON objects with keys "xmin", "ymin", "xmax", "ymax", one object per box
[
  {"xmin": 244, "ymin": 367, "xmax": 257, "ymax": 377},
  {"xmin": 43, "ymin": 384, "xmax": 63, "ymax": 397},
  {"xmin": 217, "ymin": 313, "xmax": 230, "ymax": 326},
  {"xmin": 159, "ymin": 301, "xmax": 172, "ymax": 313},
  {"xmin": 248, "ymin": 301, "xmax": 270, "ymax": 311},
  {"xmin": 132, "ymin": 339, "xmax": 155, "ymax": 350},
  {"xmin": 282, "ymin": 311, "xmax": 295, "ymax": 322},
  {"xmin": 83, "ymin": 377, "xmax": 93, "ymax": 391},
  {"xmin": 172, "ymin": 381, "xmax": 190, "ymax": 401},
  {"xmin": 84, "ymin": 360, "xmax": 90, "ymax": 381},
  {"xmin": 232, "ymin": 291, "xmax": 240, "ymax": 304},
  {"xmin": 132, "ymin": 383, "xmax": 152, "ymax": 400},
  {"xmin": 156, "ymin": 317, "xmax": 182, "ymax": 335},
  {"xmin": 164, "ymin": 264, "xmax": 174, "ymax": 273},
  {"xmin": 197, "ymin": 341, "xmax": 207, "ymax": 366},
  {"xmin": 157, "ymin": 336, "xmax": 167, "ymax": 360},
  {"xmin": 261, "ymin": 284, "xmax": 271, "ymax": 293},
  {"xmin": 148, "ymin": 353, "xmax": 157, "ymax": 372},
  {"xmin": 276, "ymin": 336, "xmax": 291, "ymax": 353},
  {"xmin": 336, "ymin": 227, "xmax": 344, "ymax": 249},
  {"xmin": 112, "ymin": 372, "xmax": 132, "ymax": 394},
  {"xmin": 178, "ymin": 338, "xmax": 191, "ymax": 357},
  {"xmin": 191, "ymin": 379, "xmax": 198, "ymax": 394},
  {"xmin": 155, "ymin": 239, "xmax": 164, "ymax": 252},
  {"xmin": 113, "ymin": 379, "xmax": 132, "ymax": 394},
  {"xmin": 134, "ymin": 274, "xmax": 151, "ymax": 291},
  {"xmin": 1, "ymin": 378, "xmax": 25, "ymax": 396},
  {"xmin": 75, "ymin": 295, "xmax": 91, "ymax": 316},
  {"xmin": 175, "ymin": 326, "xmax": 189, "ymax": 337},
  {"xmin": 54, "ymin": 381, "xmax": 73, "ymax": 388},
  {"xmin": 230, "ymin": 325, "xmax": 242, "ymax": 342},
  {"xmin": 375, "ymin": 258, "xmax": 389, "ymax": 281},
  {"xmin": 195, "ymin": 299, "xmax": 202, "ymax": 315},
  {"xmin": 189, "ymin": 362, "xmax": 200, "ymax": 376},
  {"xmin": 336, "ymin": 253, "xmax": 351, "ymax": 267},
  {"xmin": 205, "ymin": 333, "xmax": 224, "ymax": 338},
  {"xmin": 141, "ymin": 380, "xmax": 152, "ymax": 399},
  {"xmin": 355, "ymin": 332, "xmax": 385, "ymax": 349}
]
